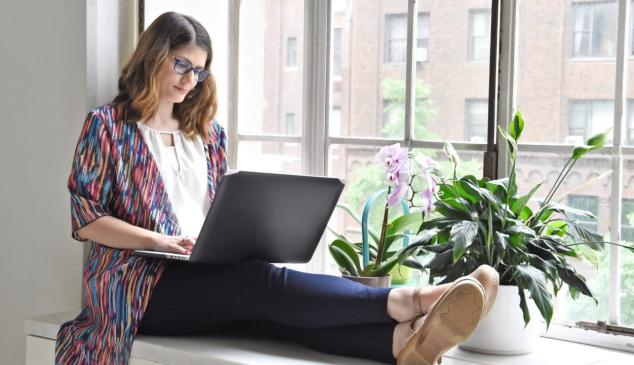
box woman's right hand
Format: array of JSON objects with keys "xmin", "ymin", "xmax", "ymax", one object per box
[{"xmin": 151, "ymin": 234, "xmax": 196, "ymax": 255}]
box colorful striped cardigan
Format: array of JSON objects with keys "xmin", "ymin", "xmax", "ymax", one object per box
[{"xmin": 55, "ymin": 104, "xmax": 227, "ymax": 364}]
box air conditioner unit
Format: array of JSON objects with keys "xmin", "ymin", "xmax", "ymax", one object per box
[{"xmin": 564, "ymin": 135, "xmax": 584, "ymax": 145}]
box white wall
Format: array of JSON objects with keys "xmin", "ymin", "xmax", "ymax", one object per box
[{"xmin": 0, "ymin": 0, "xmax": 132, "ymax": 363}]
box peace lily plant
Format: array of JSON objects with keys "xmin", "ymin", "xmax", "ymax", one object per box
[{"xmin": 409, "ymin": 111, "xmax": 633, "ymax": 327}]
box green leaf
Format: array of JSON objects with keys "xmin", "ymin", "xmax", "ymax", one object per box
[
  {"xmin": 454, "ymin": 180, "xmax": 479, "ymax": 204},
  {"xmin": 335, "ymin": 204, "xmax": 381, "ymax": 243},
  {"xmin": 511, "ymin": 182, "xmax": 543, "ymax": 216},
  {"xmin": 557, "ymin": 266, "xmax": 594, "ymax": 299},
  {"xmin": 368, "ymin": 253, "xmax": 401, "ymax": 276},
  {"xmin": 544, "ymin": 220, "xmax": 568, "ymax": 236},
  {"xmin": 514, "ymin": 265, "xmax": 554, "ymax": 327},
  {"xmin": 498, "ymin": 125, "xmax": 518, "ymax": 157},
  {"xmin": 386, "ymin": 212, "xmax": 424, "ymax": 237},
  {"xmin": 381, "ymin": 233, "xmax": 409, "ymax": 255},
  {"xmin": 565, "ymin": 221, "xmax": 605, "ymax": 250},
  {"xmin": 517, "ymin": 286, "xmax": 531, "ymax": 327},
  {"xmin": 425, "ymin": 249, "xmax": 453, "ymax": 271},
  {"xmin": 330, "ymin": 239, "xmax": 362, "ymax": 272},
  {"xmin": 509, "ymin": 110, "xmax": 525, "ymax": 141},
  {"xmin": 548, "ymin": 202, "xmax": 596, "ymax": 219},
  {"xmin": 572, "ymin": 129, "xmax": 610, "ymax": 160},
  {"xmin": 329, "ymin": 244, "xmax": 359, "ymax": 276},
  {"xmin": 450, "ymin": 221, "xmax": 480, "ymax": 262}
]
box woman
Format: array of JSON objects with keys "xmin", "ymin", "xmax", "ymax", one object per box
[{"xmin": 56, "ymin": 12, "xmax": 498, "ymax": 365}]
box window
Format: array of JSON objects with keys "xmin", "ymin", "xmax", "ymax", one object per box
[
  {"xmin": 622, "ymin": 199, "xmax": 634, "ymax": 242},
  {"xmin": 568, "ymin": 100, "xmax": 613, "ymax": 142},
  {"xmin": 517, "ymin": 0, "xmax": 633, "ymax": 340},
  {"xmin": 285, "ymin": 113, "xmax": 295, "ymax": 135},
  {"xmin": 625, "ymin": 100, "xmax": 634, "ymax": 146},
  {"xmin": 382, "ymin": 99, "xmax": 403, "ymax": 138},
  {"xmin": 567, "ymin": 195, "xmax": 600, "ymax": 232},
  {"xmin": 572, "ymin": 1, "xmax": 617, "ymax": 58},
  {"xmin": 417, "ymin": 13, "xmax": 429, "ymax": 63},
  {"xmin": 465, "ymin": 99, "xmax": 488, "ymax": 142},
  {"xmin": 287, "ymin": 37, "xmax": 297, "ymax": 67},
  {"xmin": 384, "ymin": 13, "xmax": 429, "ymax": 64},
  {"xmin": 385, "ymin": 14, "xmax": 407, "ymax": 63},
  {"xmin": 333, "ymin": 28, "xmax": 342, "ymax": 77},
  {"xmin": 469, "ymin": 9, "xmax": 491, "ymax": 62}
]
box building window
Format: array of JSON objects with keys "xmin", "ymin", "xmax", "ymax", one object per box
[
  {"xmin": 385, "ymin": 13, "xmax": 429, "ymax": 64},
  {"xmin": 385, "ymin": 14, "xmax": 407, "ymax": 63},
  {"xmin": 287, "ymin": 37, "xmax": 297, "ymax": 67},
  {"xmin": 465, "ymin": 99, "xmax": 488, "ymax": 142},
  {"xmin": 285, "ymin": 113, "xmax": 295, "ymax": 135},
  {"xmin": 333, "ymin": 28, "xmax": 342, "ymax": 77},
  {"xmin": 572, "ymin": 1, "xmax": 617, "ymax": 58},
  {"xmin": 625, "ymin": 100, "xmax": 634, "ymax": 146},
  {"xmin": 417, "ymin": 13, "xmax": 429, "ymax": 63},
  {"xmin": 568, "ymin": 100, "xmax": 613, "ymax": 143},
  {"xmin": 469, "ymin": 9, "xmax": 491, "ymax": 62},
  {"xmin": 623, "ymin": 199, "xmax": 634, "ymax": 242},
  {"xmin": 382, "ymin": 99, "xmax": 402, "ymax": 137},
  {"xmin": 567, "ymin": 195, "xmax": 599, "ymax": 232}
]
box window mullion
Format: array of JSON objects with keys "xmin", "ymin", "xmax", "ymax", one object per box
[
  {"xmin": 404, "ymin": 0, "xmax": 417, "ymax": 147},
  {"xmin": 303, "ymin": 0, "xmax": 330, "ymax": 274},
  {"xmin": 496, "ymin": 0, "xmax": 519, "ymax": 178},
  {"xmin": 608, "ymin": 0, "xmax": 630, "ymax": 326},
  {"xmin": 227, "ymin": 0, "xmax": 240, "ymax": 169}
]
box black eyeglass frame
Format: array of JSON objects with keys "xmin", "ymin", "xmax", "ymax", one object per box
[{"xmin": 173, "ymin": 56, "xmax": 210, "ymax": 82}]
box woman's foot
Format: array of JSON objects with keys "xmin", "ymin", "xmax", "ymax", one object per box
[
  {"xmin": 395, "ymin": 277, "xmax": 485, "ymax": 365},
  {"xmin": 387, "ymin": 265, "xmax": 499, "ymax": 323},
  {"xmin": 469, "ymin": 265, "xmax": 499, "ymax": 319}
]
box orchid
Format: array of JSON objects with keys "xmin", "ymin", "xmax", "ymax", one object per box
[{"xmin": 329, "ymin": 143, "xmax": 440, "ymax": 281}]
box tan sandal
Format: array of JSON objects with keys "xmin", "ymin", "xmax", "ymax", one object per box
[
  {"xmin": 397, "ymin": 277, "xmax": 485, "ymax": 365},
  {"xmin": 469, "ymin": 265, "xmax": 499, "ymax": 319}
]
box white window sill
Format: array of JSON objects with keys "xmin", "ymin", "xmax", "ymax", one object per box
[{"xmin": 25, "ymin": 312, "xmax": 633, "ymax": 365}]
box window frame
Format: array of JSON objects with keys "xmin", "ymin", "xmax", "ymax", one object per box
[{"xmin": 150, "ymin": 0, "xmax": 634, "ymax": 350}]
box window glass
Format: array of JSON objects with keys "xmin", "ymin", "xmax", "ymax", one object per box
[
  {"xmin": 517, "ymin": 1, "xmax": 615, "ymax": 144},
  {"xmin": 238, "ymin": 0, "xmax": 304, "ymax": 136},
  {"xmin": 331, "ymin": 0, "xmax": 407, "ymax": 139},
  {"xmin": 515, "ymin": 151, "xmax": 612, "ymax": 325},
  {"xmin": 237, "ymin": 141, "xmax": 302, "ymax": 173},
  {"xmin": 621, "ymin": 158, "xmax": 634, "ymax": 327},
  {"xmin": 413, "ymin": 1, "xmax": 491, "ymax": 142}
]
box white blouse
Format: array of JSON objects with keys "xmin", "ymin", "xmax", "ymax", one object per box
[{"xmin": 137, "ymin": 122, "xmax": 211, "ymax": 237}]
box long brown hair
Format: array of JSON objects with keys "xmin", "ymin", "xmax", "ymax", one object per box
[{"xmin": 112, "ymin": 12, "xmax": 217, "ymax": 143}]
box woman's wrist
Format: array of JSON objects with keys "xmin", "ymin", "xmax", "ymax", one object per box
[{"xmin": 141, "ymin": 230, "xmax": 161, "ymax": 250}]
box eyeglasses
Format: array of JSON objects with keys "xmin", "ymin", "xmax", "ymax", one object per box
[{"xmin": 173, "ymin": 57, "xmax": 209, "ymax": 82}]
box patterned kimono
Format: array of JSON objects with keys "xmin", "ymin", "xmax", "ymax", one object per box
[{"xmin": 55, "ymin": 104, "xmax": 227, "ymax": 364}]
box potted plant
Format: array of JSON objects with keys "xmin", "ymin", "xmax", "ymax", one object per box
[
  {"xmin": 329, "ymin": 144, "xmax": 440, "ymax": 288},
  {"xmin": 405, "ymin": 111, "xmax": 633, "ymax": 353}
]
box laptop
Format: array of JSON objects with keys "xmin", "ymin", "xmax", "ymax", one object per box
[{"xmin": 133, "ymin": 170, "xmax": 345, "ymax": 263}]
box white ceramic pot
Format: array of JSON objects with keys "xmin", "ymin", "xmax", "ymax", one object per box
[
  {"xmin": 459, "ymin": 285, "xmax": 544, "ymax": 355},
  {"xmin": 342, "ymin": 274, "xmax": 392, "ymax": 288}
]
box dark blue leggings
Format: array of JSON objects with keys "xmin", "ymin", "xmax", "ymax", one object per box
[{"xmin": 139, "ymin": 259, "xmax": 397, "ymax": 364}]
